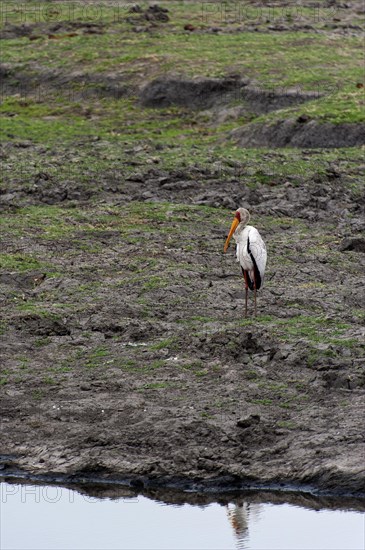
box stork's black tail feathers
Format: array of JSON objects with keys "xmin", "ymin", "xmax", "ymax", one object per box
[
  {"xmin": 242, "ymin": 236, "xmax": 263, "ymax": 290},
  {"xmin": 241, "ymin": 266, "xmax": 262, "ymax": 290}
]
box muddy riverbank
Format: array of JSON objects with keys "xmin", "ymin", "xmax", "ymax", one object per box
[
  {"xmin": 1, "ymin": 162, "xmax": 364, "ymax": 497},
  {"xmin": 0, "ymin": 0, "xmax": 364, "ymax": 499}
]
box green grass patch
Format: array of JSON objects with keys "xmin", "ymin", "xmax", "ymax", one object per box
[
  {"xmin": 142, "ymin": 276, "xmax": 168, "ymax": 291},
  {"xmin": 251, "ymin": 398, "xmax": 273, "ymax": 406},
  {"xmin": 256, "ymin": 87, "xmax": 365, "ymax": 125},
  {"xmin": 15, "ymin": 301, "xmax": 62, "ymax": 318},
  {"xmin": 277, "ymin": 420, "xmax": 296, "ymax": 429},
  {"xmin": 150, "ymin": 337, "xmax": 176, "ymax": 350},
  {"xmin": 0, "ymin": 253, "xmax": 44, "ymax": 272},
  {"xmin": 271, "ymin": 315, "xmax": 352, "ymax": 344},
  {"xmin": 2, "ymin": 26, "xmax": 362, "ymax": 91}
]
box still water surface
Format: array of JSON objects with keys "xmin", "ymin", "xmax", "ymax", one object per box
[{"xmin": 1, "ymin": 482, "xmax": 364, "ymax": 550}]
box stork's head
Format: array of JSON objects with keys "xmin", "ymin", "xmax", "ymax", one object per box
[{"xmin": 223, "ymin": 208, "xmax": 250, "ymax": 253}]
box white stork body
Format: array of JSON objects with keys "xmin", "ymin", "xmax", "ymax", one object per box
[
  {"xmin": 224, "ymin": 208, "xmax": 267, "ymax": 316},
  {"xmin": 234, "ymin": 224, "xmax": 267, "ymax": 291}
]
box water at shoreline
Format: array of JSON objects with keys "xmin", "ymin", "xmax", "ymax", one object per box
[{"xmin": 1, "ymin": 482, "xmax": 364, "ymax": 550}]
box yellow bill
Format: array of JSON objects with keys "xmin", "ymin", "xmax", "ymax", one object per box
[{"xmin": 223, "ymin": 215, "xmax": 239, "ymax": 253}]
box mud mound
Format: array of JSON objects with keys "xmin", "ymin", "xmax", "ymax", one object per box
[
  {"xmin": 0, "ymin": 63, "xmax": 136, "ymax": 100},
  {"xmin": 0, "ymin": 5, "xmax": 168, "ymax": 40},
  {"xmin": 231, "ymin": 118, "xmax": 365, "ymax": 148},
  {"xmin": 0, "ymin": 271, "xmax": 46, "ymax": 290},
  {"xmin": 11, "ymin": 314, "xmax": 70, "ymax": 336},
  {"xmin": 86, "ymin": 316, "xmax": 163, "ymax": 340},
  {"xmin": 127, "ymin": 4, "xmax": 170, "ymax": 24},
  {"xmin": 339, "ymin": 237, "xmax": 365, "ymax": 253},
  {"xmin": 140, "ymin": 76, "xmax": 244, "ymax": 109},
  {"xmin": 192, "ymin": 329, "xmax": 276, "ymax": 361},
  {"xmin": 140, "ymin": 77, "xmax": 321, "ymax": 112},
  {"xmin": 0, "ymin": 65, "xmax": 321, "ymax": 113},
  {"xmin": 0, "ymin": 21, "xmax": 105, "ymax": 40}
]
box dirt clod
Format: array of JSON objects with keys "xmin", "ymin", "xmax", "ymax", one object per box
[{"xmin": 339, "ymin": 237, "xmax": 365, "ymax": 252}]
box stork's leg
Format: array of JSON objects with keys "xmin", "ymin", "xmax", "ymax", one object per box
[
  {"xmin": 253, "ymin": 270, "xmax": 257, "ymax": 317},
  {"xmin": 242, "ymin": 269, "xmax": 249, "ymax": 317}
]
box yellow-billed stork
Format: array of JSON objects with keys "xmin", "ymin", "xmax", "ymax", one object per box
[{"xmin": 224, "ymin": 208, "xmax": 267, "ymax": 316}]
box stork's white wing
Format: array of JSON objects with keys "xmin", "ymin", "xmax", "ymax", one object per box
[{"xmin": 246, "ymin": 226, "xmax": 267, "ymax": 281}]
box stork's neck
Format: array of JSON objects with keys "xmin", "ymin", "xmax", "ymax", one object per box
[
  {"xmin": 235, "ymin": 222, "xmax": 248, "ymax": 234},
  {"xmin": 233, "ymin": 222, "xmax": 249, "ymax": 243}
]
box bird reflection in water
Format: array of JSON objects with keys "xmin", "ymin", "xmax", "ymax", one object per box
[{"xmin": 226, "ymin": 502, "xmax": 262, "ymax": 548}]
